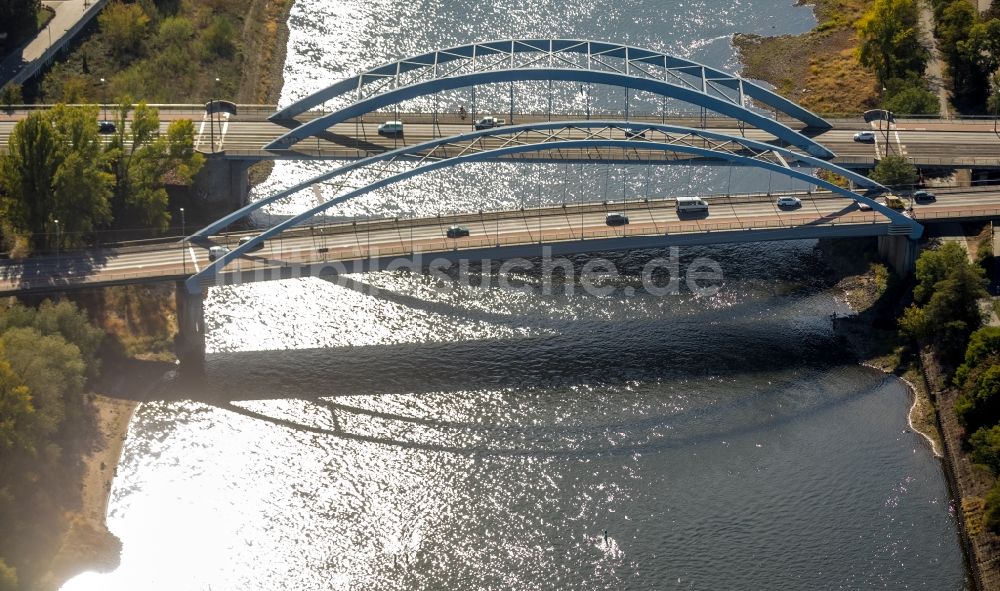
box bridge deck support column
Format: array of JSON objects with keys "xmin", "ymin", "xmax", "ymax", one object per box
[
  {"xmin": 174, "ymin": 281, "xmax": 205, "ymax": 375},
  {"xmin": 878, "ymin": 235, "xmax": 920, "ymax": 277},
  {"xmin": 193, "ymin": 155, "xmax": 251, "ymax": 211}
]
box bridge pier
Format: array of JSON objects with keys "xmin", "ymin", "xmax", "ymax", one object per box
[
  {"xmin": 192, "ymin": 154, "xmax": 250, "ymax": 211},
  {"xmin": 174, "ymin": 281, "xmax": 206, "ymax": 375},
  {"xmin": 878, "ymin": 235, "xmax": 920, "ymax": 276}
]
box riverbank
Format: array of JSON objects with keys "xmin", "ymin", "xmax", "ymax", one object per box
[
  {"xmin": 733, "ymin": 0, "xmax": 879, "ymax": 116},
  {"xmin": 42, "ymin": 396, "xmax": 136, "ymax": 589},
  {"xmin": 821, "ymin": 239, "xmax": 944, "ymax": 456}
]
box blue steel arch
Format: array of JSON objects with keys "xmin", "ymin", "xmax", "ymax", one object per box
[
  {"xmin": 265, "ymin": 68, "xmax": 835, "ymax": 158},
  {"xmin": 272, "ymin": 39, "xmax": 830, "ymax": 130},
  {"xmin": 189, "ymin": 122, "xmax": 920, "ymax": 294}
]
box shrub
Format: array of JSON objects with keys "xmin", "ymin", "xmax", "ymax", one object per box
[
  {"xmin": 200, "ymin": 16, "xmax": 236, "ymax": 59},
  {"xmin": 99, "ymin": 1, "xmax": 150, "ymax": 58},
  {"xmin": 869, "ymin": 155, "xmax": 918, "ymax": 190},
  {"xmin": 970, "ymin": 425, "xmax": 1000, "ymax": 473},
  {"xmin": 984, "ymin": 479, "xmax": 1000, "ymax": 534}
]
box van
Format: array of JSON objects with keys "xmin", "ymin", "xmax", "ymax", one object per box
[
  {"xmin": 675, "ymin": 197, "xmax": 709, "ymax": 213},
  {"xmin": 377, "ymin": 121, "xmax": 404, "ymax": 136}
]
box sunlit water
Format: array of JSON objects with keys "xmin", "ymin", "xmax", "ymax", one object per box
[{"xmin": 63, "ymin": 0, "xmax": 970, "ymax": 588}]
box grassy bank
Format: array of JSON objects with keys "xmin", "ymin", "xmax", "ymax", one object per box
[
  {"xmin": 734, "ymin": 0, "xmax": 879, "ymax": 116},
  {"xmin": 28, "ymin": 0, "xmax": 292, "ymax": 105}
]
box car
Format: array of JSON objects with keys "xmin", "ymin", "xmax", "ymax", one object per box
[
  {"xmin": 623, "ymin": 127, "xmax": 647, "ymax": 139},
  {"xmin": 473, "ymin": 116, "xmax": 505, "ymax": 130},
  {"xmin": 675, "ymin": 196, "xmax": 709, "ymax": 213},
  {"xmin": 913, "ymin": 190, "xmax": 936, "ymax": 203},
  {"xmin": 855, "ymin": 200, "xmax": 873, "ymax": 211},
  {"xmin": 377, "ymin": 121, "xmax": 404, "ymax": 136},
  {"xmin": 775, "ymin": 196, "xmax": 801, "ymax": 208},
  {"xmin": 98, "ymin": 120, "xmax": 116, "ymax": 134},
  {"xmin": 446, "ymin": 225, "xmax": 470, "ymax": 238},
  {"xmin": 238, "ymin": 236, "xmax": 264, "ymax": 252},
  {"xmin": 605, "ymin": 213, "xmax": 629, "ymax": 226},
  {"xmin": 207, "ymin": 245, "xmax": 229, "ymax": 261},
  {"xmin": 853, "ymin": 131, "xmax": 876, "ymax": 143}
]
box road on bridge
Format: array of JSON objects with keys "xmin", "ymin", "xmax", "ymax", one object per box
[
  {"xmin": 2, "ymin": 186, "xmax": 999, "ymax": 295},
  {"xmin": 2, "ymin": 109, "xmax": 999, "ymax": 168}
]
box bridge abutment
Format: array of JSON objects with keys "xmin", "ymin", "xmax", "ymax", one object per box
[
  {"xmin": 878, "ymin": 235, "xmax": 919, "ymax": 276},
  {"xmin": 192, "ymin": 155, "xmax": 250, "ymax": 212},
  {"xmin": 174, "ymin": 282, "xmax": 206, "ymax": 375}
]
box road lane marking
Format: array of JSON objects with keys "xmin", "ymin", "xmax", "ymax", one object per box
[{"xmin": 188, "ymin": 246, "xmax": 201, "ymax": 273}]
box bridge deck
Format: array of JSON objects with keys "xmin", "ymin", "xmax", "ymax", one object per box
[
  {"xmin": 2, "ymin": 110, "xmax": 999, "ymax": 168},
  {"xmin": 3, "ymin": 186, "xmax": 999, "ymax": 296}
]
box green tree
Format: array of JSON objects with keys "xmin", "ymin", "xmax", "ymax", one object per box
[
  {"xmin": 913, "ymin": 241, "xmax": 970, "ymax": 304},
  {"xmin": 984, "ymin": 479, "xmax": 1000, "ymax": 534},
  {"xmin": 200, "ymin": 16, "xmax": 236, "ymax": 59},
  {"xmin": 969, "ymin": 424, "xmax": 1000, "ymax": 473},
  {"xmin": 884, "ymin": 83, "xmax": 940, "ymax": 115},
  {"xmin": 955, "ymin": 364, "xmax": 1000, "ymax": 430},
  {"xmin": 99, "ymin": 1, "xmax": 151, "ymax": 58},
  {"xmin": 106, "ymin": 99, "xmax": 203, "ymax": 230},
  {"xmin": 0, "ymin": 84, "xmax": 21, "ymax": 113},
  {"xmin": 956, "ymin": 326, "xmax": 1000, "ymax": 385},
  {"xmin": 869, "ymin": 155, "xmax": 919, "ymax": 190},
  {"xmin": 0, "ymin": 112, "xmax": 61, "ymax": 250},
  {"xmin": 857, "ymin": 0, "xmax": 929, "ymax": 83},
  {"xmin": 0, "ymin": 106, "xmax": 113, "ymax": 251},
  {"xmin": 0, "ymin": 350, "xmax": 32, "ymax": 452}
]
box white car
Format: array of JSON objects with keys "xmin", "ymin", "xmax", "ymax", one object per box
[
  {"xmin": 775, "ymin": 196, "xmax": 801, "ymax": 208},
  {"xmin": 207, "ymin": 245, "xmax": 230, "ymax": 261},
  {"xmin": 855, "ymin": 200, "xmax": 873, "ymax": 211},
  {"xmin": 853, "ymin": 131, "xmax": 876, "ymax": 143}
]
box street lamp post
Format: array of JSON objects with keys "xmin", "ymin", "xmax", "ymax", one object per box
[
  {"xmin": 53, "ymin": 219, "xmax": 60, "ymax": 269},
  {"xmin": 210, "ymin": 77, "xmax": 220, "ymax": 152},
  {"xmin": 180, "ymin": 207, "xmax": 186, "ymax": 273},
  {"xmin": 100, "ymin": 78, "xmax": 106, "ymax": 121}
]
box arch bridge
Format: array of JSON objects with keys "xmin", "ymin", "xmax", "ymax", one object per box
[{"xmin": 265, "ymin": 39, "xmax": 833, "ymax": 157}]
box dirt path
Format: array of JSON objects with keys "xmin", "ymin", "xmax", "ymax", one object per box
[{"xmin": 918, "ymin": 0, "xmax": 952, "ymax": 117}]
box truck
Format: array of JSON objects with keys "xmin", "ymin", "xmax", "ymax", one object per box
[{"xmin": 473, "ymin": 116, "xmax": 506, "ymax": 130}]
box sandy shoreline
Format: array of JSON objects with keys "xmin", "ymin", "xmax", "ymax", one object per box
[{"xmin": 44, "ymin": 395, "xmax": 137, "ymax": 589}]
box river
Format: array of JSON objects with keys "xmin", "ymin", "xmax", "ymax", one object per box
[{"xmin": 62, "ymin": 0, "xmax": 970, "ymax": 588}]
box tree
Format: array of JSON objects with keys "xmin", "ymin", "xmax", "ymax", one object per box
[
  {"xmin": 0, "ymin": 112, "xmax": 61, "ymax": 250},
  {"xmin": 913, "ymin": 241, "xmax": 970, "ymax": 304},
  {"xmin": 900, "ymin": 243, "xmax": 988, "ymax": 363},
  {"xmin": 0, "ymin": 85, "xmax": 21, "ymax": 113},
  {"xmin": 955, "ymin": 364, "xmax": 1000, "ymax": 430},
  {"xmin": 969, "ymin": 424, "xmax": 1000, "ymax": 473},
  {"xmin": 956, "ymin": 326, "xmax": 1000, "ymax": 386},
  {"xmin": 869, "ymin": 155, "xmax": 919, "ymax": 190},
  {"xmin": 857, "ymin": 0, "xmax": 929, "ymax": 83},
  {"xmin": 0, "ymin": 350, "xmax": 32, "ymax": 452},
  {"xmin": 106, "ymin": 99, "xmax": 203, "ymax": 230},
  {"xmin": 884, "ymin": 83, "xmax": 940, "ymax": 115},
  {"xmin": 99, "ymin": 1, "xmax": 151, "ymax": 58},
  {"xmin": 0, "ymin": 106, "xmax": 113, "ymax": 251}
]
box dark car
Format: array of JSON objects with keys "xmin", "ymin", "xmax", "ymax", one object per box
[
  {"xmin": 623, "ymin": 128, "xmax": 646, "ymax": 139},
  {"xmin": 446, "ymin": 225, "xmax": 470, "ymax": 238},
  {"xmin": 605, "ymin": 213, "xmax": 629, "ymax": 226},
  {"xmin": 913, "ymin": 190, "xmax": 936, "ymax": 203},
  {"xmin": 98, "ymin": 121, "xmax": 116, "ymax": 134}
]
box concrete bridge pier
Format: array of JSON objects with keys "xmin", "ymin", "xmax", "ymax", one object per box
[
  {"xmin": 878, "ymin": 235, "xmax": 920, "ymax": 276},
  {"xmin": 193, "ymin": 154, "xmax": 251, "ymax": 211},
  {"xmin": 174, "ymin": 282, "xmax": 206, "ymax": 375}
]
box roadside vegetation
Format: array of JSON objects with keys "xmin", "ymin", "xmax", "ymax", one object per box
[
  {"xmin": 856, "ymin": 0, "xmax": 940, "ymax": 115},
  {"xmin": 0, "ymin": 102, "xmax": 203, "ymax": 256},
  {"xmin": 929, "ymin": 0, "xmax": 1000, "ymax": 113},
  {"xmin": 29, "ymin": 0, "xmax": 290, "ymax": 105},
  {"xmin": 0, "ymin": 300, "xmax": 105, "ymax": 591},
  {"xmin": 869, "ymin": 155, "xmax": 920, "ymax": 189}
]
